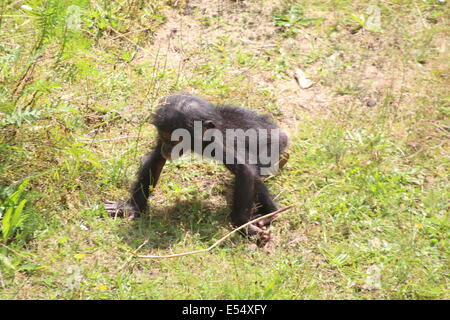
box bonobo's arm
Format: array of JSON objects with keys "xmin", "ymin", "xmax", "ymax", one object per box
[
  {"xmin": 105, "ymin": 141, "xmax": 166, "ymax": 219},
  {"xmin": 229, "ymin": 164, "xmax": 273, "ymax": 243},
  {"xmin": 254, "ymin": 179, "xmax": 278, "ymax": 225}
]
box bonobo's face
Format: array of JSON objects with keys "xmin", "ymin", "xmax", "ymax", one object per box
[{"xmin": 158, "ymin": 129, "xmax": 183, "ymax": 160}]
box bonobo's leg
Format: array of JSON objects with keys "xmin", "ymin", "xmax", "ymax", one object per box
[{"xmin": 105, "ymin": 141, "xmax": 166, "ymax": 219}]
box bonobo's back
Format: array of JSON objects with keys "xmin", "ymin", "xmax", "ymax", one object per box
[
  {"xmin": 216, "ymin": 106, "xmax": 277, "ymax": 130},
  {"xmin": 216, "ymin": 105, "xmax": 289, "ymax": 174},
  {"xmin": 154, "ymin": 94, "xmax": 288, "ymax": 155}
]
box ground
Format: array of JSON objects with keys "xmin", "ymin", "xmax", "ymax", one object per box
[{"xmin": 0, "ymin": 0, "xmax": 448, "ymax": 299}]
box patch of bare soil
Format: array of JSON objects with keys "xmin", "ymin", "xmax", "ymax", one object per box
[
  {"xmin": 131, "ymin": 1, "xmax": 339, "ymax": 134},
  {"xmin": 134, "ymin": 1, "xmax": 425, "ymax": 137}
]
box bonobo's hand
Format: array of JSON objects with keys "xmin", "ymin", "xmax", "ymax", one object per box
[
  {"xmin": 247, "ymin": 212, "xmax": 281, "ymax": 246},
  {"xmin": 247, "ymin": 223, "xmax": 272, "ymax": 247},
  {"xmin": 104, "ymin": 200, "xmax": 140, "ymax": 220}
]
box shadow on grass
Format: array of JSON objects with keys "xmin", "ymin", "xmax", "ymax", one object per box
[{"xmin": 116, "ymin": 199, "xmax": 230, "ymax": 250}]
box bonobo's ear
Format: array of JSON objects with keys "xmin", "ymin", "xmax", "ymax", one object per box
[{"xmin": 204, "ymin": 120, "xmax": 215, "ymax": 129}]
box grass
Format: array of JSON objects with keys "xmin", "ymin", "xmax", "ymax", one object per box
[{"xmin": 0, "ymin": 0, "xmax": 448, "ymax": 299}]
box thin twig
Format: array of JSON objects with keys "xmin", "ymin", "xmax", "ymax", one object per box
[
  {"xmin": 137, "ymin": 205, "xmax": 294, "ymax": 259},
  {"xmin": 0, "ymin": 241, "xmax": 37, "ymax": 264},
  {"xmin": 79, "ymin": 136, "xmax": 139, "ymax": 142},
  {"xmin": 237, "ymin": 38, "xmax": 277, "ymax": 48},
  {"xmin": 116, "ymin": 239, "xmax": 149, "ymax": 272},
  {"xmin": 111, "ymin": 27, "xmax": 150, "ymax": 40}
]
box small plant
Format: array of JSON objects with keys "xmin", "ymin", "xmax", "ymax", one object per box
[
  {"xmin": 348, "ymin": 5, "xmax": 382, "ymax": 32},
  {"xmin": 0, "ymin": 180, "xmax": 29, "ymax": 243},
  {"xmin": 0, "ymin": 105, "xmax": 42, "ymax": 127},
  {"xmin": 273, "ymin": 5, "xmax": 316, "ymax": 37}
]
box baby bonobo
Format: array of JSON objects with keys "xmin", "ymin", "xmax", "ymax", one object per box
[{"xmin": 105, "ymin": 94, "xmax": 288, "ymax": 244}]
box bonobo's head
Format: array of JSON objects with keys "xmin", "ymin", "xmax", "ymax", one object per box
[{"xmin": 153, "ymin": 94, "xmax": 218, "ymax": 160}]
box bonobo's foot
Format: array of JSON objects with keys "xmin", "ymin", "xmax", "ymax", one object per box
[
  {"xmin": 104, "ymin": 200, "xmax": 140, "ymax": 220},
  {"xmin": 247, "ymin": 223, "xmax": 272, "ymax": 247}
]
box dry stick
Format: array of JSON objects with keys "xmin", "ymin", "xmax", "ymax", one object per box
[
  {"xmin": 116, "ymin": 239, "xmax": 149, "ymax": 273},
  {"xmin": 0, "ymin": 241, "xmax": 37, "ymax": 264},
  {"xmin": 138, "ymin": 205, "xmax": 294, "ymax": 260},
  {"xmin": 237, "ymin": 38, "xmax": 277, "ymax": 48},
  {"xmin": 79, "ymin": 136, "xmax": 139, "ymax": 142}
]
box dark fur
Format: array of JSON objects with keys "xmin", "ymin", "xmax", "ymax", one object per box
[{"xmin": 105, "ymin": 94, "xmax": 288, "ymax": 240}]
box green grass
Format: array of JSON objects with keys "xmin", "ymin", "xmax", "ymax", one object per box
[{"xmin": 0, "ymin": 0, "xmax": 448, "ymax": 299}]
